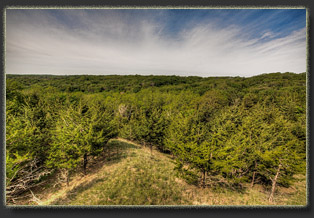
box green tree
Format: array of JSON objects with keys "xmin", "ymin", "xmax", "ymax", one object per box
[{"xmin": 47, "ymin": 99, "xmax": 117, "ymax": 183}]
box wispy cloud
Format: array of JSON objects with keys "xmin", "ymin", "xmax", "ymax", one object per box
[
  {"xmin": 5, "ymin": 9, "xmax": 306, "ymax": 77},
  {"xmin": 260, "ymin": 32, "xmax": 274, "ymax": 39}
]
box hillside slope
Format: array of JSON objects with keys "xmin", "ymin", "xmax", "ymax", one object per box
[
  {"xmin": 21, "ymin": 139, "xmax": 306, "ymax": 206},
  {"xmin": 50, "ymin": 139, "xmax": 190, "ymax": 205}
]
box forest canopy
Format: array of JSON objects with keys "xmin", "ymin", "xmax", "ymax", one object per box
[{"xmin": 5, "ymin": 72, "xmax": 306, "ymax": 204}]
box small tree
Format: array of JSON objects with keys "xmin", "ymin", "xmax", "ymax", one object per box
[
  {"xmin": 47, "ymin": 100, "xmax": 117, "ymax": 183},
  {"xmin": 256, "ymin": 116, "xmax": 304, "ymax": 202},
  {"xmin": 165, "ymin": 109, "xmax": 213, "ymax": 187}
]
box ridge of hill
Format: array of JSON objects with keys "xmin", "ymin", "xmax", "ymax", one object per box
[{"xmin": 18, "ymin": 139, "xmax": 306, "ymax": 206}]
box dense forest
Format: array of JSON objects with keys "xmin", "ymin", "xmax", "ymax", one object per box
[{"xmin": 5, "ymin": 72, "xmax": 306, "ymax": 205}]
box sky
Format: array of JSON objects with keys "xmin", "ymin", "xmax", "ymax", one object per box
[{"xmin": 5, "ymin": 9, "xmax": 306, "ymax": 77}]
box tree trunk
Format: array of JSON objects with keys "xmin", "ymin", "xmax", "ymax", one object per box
[
  {"xmin": 66, "ymin": 173, "xmax": 69, "ymax": 187},
  {"xmin": 269, "ymin": 164, "xmax": 281, "ymax": 202},
  {"xmin": 202, "ymin": 169, "xmax": 206, "ymax": 188},
  {"xmin": 83, "ymin": 153, "xmax": 88, "ymax": 175},
  {"xmin": 67, "ymin": 172, "xmax": 70, "ymax": 186},
  {"xmin": 60, "ymin": 169, "xmax": 69, "ymax": 187},
  {"xmin": 251, "ymin": 161, "xmax": 257, "ymax": 188},
  {"xmin": 251, "ymin": 171, "xmax": 256, "ymax": 188},
  {"xmin": 103, "ymin": 145, "xmax": 108, "ymax": 157},
  {"xmin": 103, "ymin": 145, "xmax": 106, "ymax": 156}
]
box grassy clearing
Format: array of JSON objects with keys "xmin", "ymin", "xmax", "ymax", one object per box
[
  {"xmin": 18, "ymin": 139, "xmax": 306, "ymax": 206},
  {"xmin": 51, "ymin": 139, "xmax": 189, "ymax": 205}
]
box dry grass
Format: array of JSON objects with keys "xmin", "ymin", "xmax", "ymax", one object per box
[{"xmin": 10, "ymin": 138, "xmax": 307, "ymax": 206}]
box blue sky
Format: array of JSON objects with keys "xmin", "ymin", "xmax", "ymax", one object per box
[{"xmin": 6, "ymin": 9, "xmax": 306, "ymax": 77}]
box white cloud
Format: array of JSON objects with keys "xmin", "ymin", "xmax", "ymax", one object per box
[
  {"xmin": 260, "ymin": 31, "xmax": 274, "ymax": 39},
  {"xmin": 5, "ymin": 10, "xmax": 306, "ymax": 77}
]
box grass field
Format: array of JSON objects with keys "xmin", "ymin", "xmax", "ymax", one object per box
[{"xmin": 18, "ymin": 139, "xmax": 306, "ymax": 206}]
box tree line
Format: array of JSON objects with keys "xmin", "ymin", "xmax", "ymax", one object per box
[{"xmin": 6, "ymin": 72, "xmax": 306, "ymax": 203}]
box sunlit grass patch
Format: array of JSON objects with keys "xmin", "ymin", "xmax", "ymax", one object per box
[{"xmin": 39, "ymin": 139, "xmax": 306, "ymax": 206}]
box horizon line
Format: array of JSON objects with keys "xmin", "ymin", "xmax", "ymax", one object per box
[{"xmin": 5, "ymin": 71, "xmax": 306, "ymax": 79}]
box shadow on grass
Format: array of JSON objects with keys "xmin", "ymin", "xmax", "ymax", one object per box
[
  {"xmin": 210, "ymin": 182, "xmax": 247, "ymax": 194},
  {"xmin": 51, "ymin": 175, "xmax": 107, "ymax": 205},
  {"xmin": 101, "ymin": 139, "xmax": 140, "ymax": 162},
  {"xmin": 50, "ymin": 139, "xmax": 140, "ymax": 205}
]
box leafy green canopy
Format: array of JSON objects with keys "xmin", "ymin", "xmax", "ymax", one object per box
[{"xmin": 6, "ymin": 72, "xmax": 306, "ymax": 200}]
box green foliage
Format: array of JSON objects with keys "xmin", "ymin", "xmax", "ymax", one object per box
[
  {"xmin": 6, "ymin": 107, "xmax": 40, "ymax": 157},
  {"xmin": 6, "ymin": 72, "xmax": 306, "ymax": 202},
  {"xmin": 46, "ymin": 100, "xmax": 118, "ymax": 172},
  {"xmin": 6, "ymin": 151, "xmax": 30, "ymax": 186}
]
